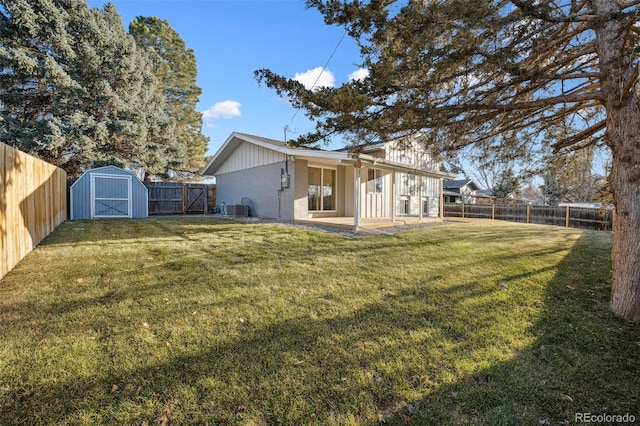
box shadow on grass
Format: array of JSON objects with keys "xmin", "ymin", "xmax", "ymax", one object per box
[
  {"xmin": 2, "ymin": 222, "xmax": 639, "ymax": 425},
  {"xmin": 382, "ymin": 233, "xmax": 640, "ymax": 425}
]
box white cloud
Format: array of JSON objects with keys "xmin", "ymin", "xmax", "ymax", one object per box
[
  {"xmin": 294, "ymin": 66, "xmax": 335, "ymax": 91},
  {"xmin": 202, "ymin": 100, "xmax": 241, "ymax": 120},
  {"xmin": 348, "ymin": 68, "xmax": 369, "ymax": 82}
]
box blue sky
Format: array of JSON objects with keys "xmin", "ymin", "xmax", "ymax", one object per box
[
  {"xmin": 87, "ymin": 0, "xmax": 610, "ymax": 185},
  {"xmin": 88, "ymin": 0, "xmax": 366, "ymax": 157}
]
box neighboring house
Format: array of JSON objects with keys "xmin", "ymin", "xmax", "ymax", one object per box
[
  {"xmin": 443, "ymin": 179, "xmax": 486, "ymax": 204},
  {"xmin": 202, "ymin": 132, "xmax": 453, "ymax": 226},
  {"xmin": 474, "ymin": 189, "xmax": 496, "ymax": 204}
]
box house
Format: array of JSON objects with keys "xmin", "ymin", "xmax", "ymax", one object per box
[
  {"xmin": 201, "ymin": 132, "xmax": 453, "ymax": 226},
  {"xmin": 443, "ymin": 179, "xmax": 484, "ymax": 204},
  {"xmin": 70, "ymin": 166, "xmax": 148, "ymax": 219},
  {"xmin": 473, "ymin": 189, "xmax": 495, "ymax": 204}
]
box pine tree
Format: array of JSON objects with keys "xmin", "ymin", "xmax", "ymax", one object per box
[
  {"xmin": 493, "ymin": 169, "xmax": 521, "ymax": 202},
  {"xmin": 0, "ymin": 0, "xmax": 82, "ymax": 165},
  {"xmin": 129, "ymin": 16, "xmax": 208, "ymax": 174},
  {"xmin": 256, "ymin": 0, "xmax": 640, "ymax": 322},
  {"xmin": 0, "ymin": 0, "xmax": 181, "ymax": 178}
]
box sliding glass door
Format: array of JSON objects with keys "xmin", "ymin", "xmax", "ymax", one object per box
[{"xmin": 308, "ymin": 167, "xmax": 336, "ymax": 211}]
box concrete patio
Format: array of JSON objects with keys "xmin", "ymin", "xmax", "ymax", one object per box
[{"xmin": 295, "ymin": 216, "xmax": 444, "ymax": 230}]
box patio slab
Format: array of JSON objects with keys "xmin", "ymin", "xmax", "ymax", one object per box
[{"xmin": 295, "ymin": 216, "xmax": 443, "ymax": 230}]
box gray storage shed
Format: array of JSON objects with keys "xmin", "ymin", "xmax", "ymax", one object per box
[{"xmin": 70, "ymin": 166, "xmax": 148, "ymax": 219}]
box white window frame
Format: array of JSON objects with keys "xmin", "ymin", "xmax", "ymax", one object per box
[
  {"xmin": 308, "ymin": 166, "xmax": 338, "ymax": 212},
  {"xmin": 90, "ymin": 173, "xmax": 132, "ymax": 218},
  {"xmin": 367, "ymin": 169, "xmax": 383, "ymax": 194}
]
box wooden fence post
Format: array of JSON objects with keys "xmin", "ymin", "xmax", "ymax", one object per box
[
  {"xmin": 203, "ymin": 186, "xmax": 208, "ymax": 215},
  {"xmin": 182, "ymin": 184, "xmax": 187, "ymax": 215},
  {"xmin": 612, "ymin": 208, "xmax": 616, "ymax": 230},
  {"xmin": 565, "ymin": 206, "xmax": 570, "ymax": 227},
  {"xmin": 526, "ymin": 205, "xmax": 530, "ymax": 224},
  {"xmin": 492, "ymin": 204, "xmax": 495, "ymax": 220},
  {"xmin": 461, "ymin": 202, "xmax": 465, "ymax": 218}
]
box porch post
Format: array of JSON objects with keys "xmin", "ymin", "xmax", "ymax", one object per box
[
  {"xmin": 391, "ymin": 172, "xmax": 396, "ymax": 223},
  {"xmin": 439, "ymin": 179, "xmax": 444, "ymax": 218},
  {"xmin": 354, "ymin": 159, "xmax": 362, "ymax": 228},
  {"xmin": 418, "ymin": 175, "xmax": 423, "ymax": 221}
]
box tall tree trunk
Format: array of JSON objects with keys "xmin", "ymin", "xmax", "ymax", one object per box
[
  {"xmin": 608, "ymin": 110, "xmax": 640, "ymax": 323},
  {"xmin": 593, "ymin": 0, "xmax": 640, "ymax": 322}
]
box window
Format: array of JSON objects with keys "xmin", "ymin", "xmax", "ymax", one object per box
[
  {"xmin": 308, "ymin": 167, "xmax": 336, "ymax": 211},
  {"xmin": 367, "ymin": 169, "xmax": 383, "ymax": 193},
  {"xmin": 322, "ymin": 169, "xmax": 336, "ymax": 210},
  {"xmin": 423, "ymin": 198, "xmax": 430, "ymax": 214},
  {"xmin": 400, "ymin": 196, "xmax": 410, "ymax": 215},
  {"xmin": 308, "ymin": 168, "xmax": 321, "ymax": 211}
]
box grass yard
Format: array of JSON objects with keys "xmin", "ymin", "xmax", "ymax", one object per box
[{"xmin": 0, "ymin": 218, "xmax": 638, "ymax": 425}]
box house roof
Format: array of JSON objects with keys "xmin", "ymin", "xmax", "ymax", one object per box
[
  {"xmin": 475, "ymin": 189, "xmax": 494, "ymax": 197},
  {"xmin": 443, "ymin": 179, "xmax": 481, "ymax": 191},
  {"xmin": 202, "ymin": 132, "xmax": 454, "ymax": 180},
  {"xmin": 201, "ymin": 132, "xmax": 347, "ymax": 176}
]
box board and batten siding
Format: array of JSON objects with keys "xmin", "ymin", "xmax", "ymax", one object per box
[
  {"xmin": 385, "ymin": 138, "xmax": 439, "ymax": 172},
  {"xmin": 1, "ymin": 142, "xmax": 67, "ymax": 279},
  {"xmin": 216, "ymin": 142, "xmax": 287, "ymax": 175}
]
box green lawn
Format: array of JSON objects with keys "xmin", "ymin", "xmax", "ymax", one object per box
[{"xmin": 0, "ymin": 218, "xmax": 638, "ymax": 425}]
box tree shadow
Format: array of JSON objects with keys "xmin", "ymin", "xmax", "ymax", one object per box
[
  {"xmin": 382, "ymin": 232, "xmax": 640, "ymax": 425},
  {"xmin": 1, "ymin": 222, "xmax": 638, "ymax": 425}
]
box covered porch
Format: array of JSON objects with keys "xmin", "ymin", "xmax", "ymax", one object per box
[{"xmin": 298, "ymin": 153, "xmax": 454, "ymax": 225}]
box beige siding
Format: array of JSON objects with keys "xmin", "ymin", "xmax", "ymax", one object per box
[{"xmin": 217, "ymin": 142, "xmax": 286, "ymax": 175}]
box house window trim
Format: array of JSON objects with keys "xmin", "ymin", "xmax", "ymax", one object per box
[{"xmin": 367, "ymin": 168, "xmax": 383, "ymax": 194}]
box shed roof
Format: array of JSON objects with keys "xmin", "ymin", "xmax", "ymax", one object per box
[{"xmin": 70, "ymin": 165, "xmax": 145, "ymax": 189}]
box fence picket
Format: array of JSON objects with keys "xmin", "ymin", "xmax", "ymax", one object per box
[{"xmin": 1, "ymin": 142, "xmax": 67, "ymax": 279}]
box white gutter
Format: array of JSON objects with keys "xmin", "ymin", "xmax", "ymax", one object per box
[{"xmin": 341, "ymin": 154, "xmax": 455, "ymax": 179}]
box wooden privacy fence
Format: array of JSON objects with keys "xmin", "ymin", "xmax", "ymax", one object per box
[
  {"xmin": 443, "ymin": 203, "xmax": 614, "ymax": 231},
  {"xmin": 144, "ymin": 182, "xmax": 216, "ymax": 215},
  {"xmin": 1, "ymin": 143, "xmax": 67, "ymax": 279}
]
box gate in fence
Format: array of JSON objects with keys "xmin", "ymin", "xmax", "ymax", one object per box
[{"xmin": 144, "ymin": 182, "xmax": 216, "ymax": 215}]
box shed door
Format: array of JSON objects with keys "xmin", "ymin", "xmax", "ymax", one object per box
[{"xmin": 91, "ymin": 174, "xmax": 132, "ymax": 218}]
